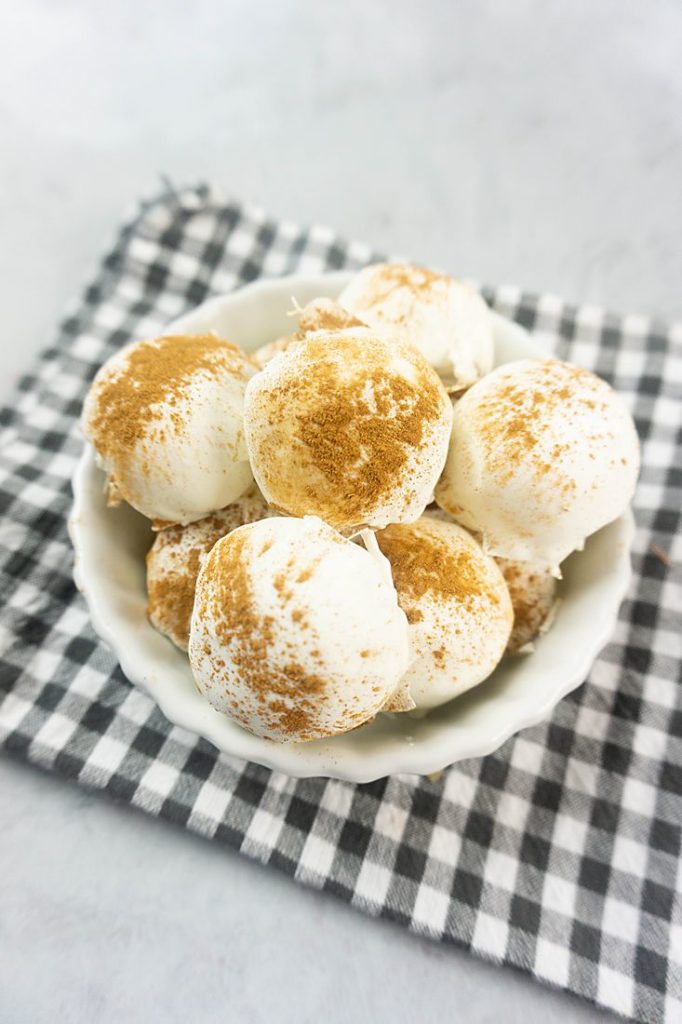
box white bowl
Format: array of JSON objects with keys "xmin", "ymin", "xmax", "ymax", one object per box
[{"xmin": 70, "ymin": 272, "xmax": 634, "ymax": 782}]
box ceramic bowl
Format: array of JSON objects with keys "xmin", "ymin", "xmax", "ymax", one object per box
[{"xmin": 69, "ymin": 272, "xmax": 634, "ymax": 781}]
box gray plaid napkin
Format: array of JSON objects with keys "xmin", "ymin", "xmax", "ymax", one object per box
[{"xmin": 1, "ymin": 184, "xmax": 680, "ymax": 1024}]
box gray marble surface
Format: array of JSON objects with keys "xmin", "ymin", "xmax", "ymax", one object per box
[{"xmin": 1, "ymin": 1, "xmax": 680, "ymax": 1021}]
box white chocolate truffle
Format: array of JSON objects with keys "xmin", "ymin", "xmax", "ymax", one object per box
[
  {"xmin": 377, "ymin": 517, "xmax": 513, "ymax": 711},
  {"xmin": 435, "ymin": 359, "xmax": 640, "ymax": 570},
  {"xmin": 338, "ymin": 263, "xmax": 494, "ymax": 391},
  {"xmin": 189, "ymin": 516, "xmax": 410, "ymax": 742},
  {"xmin": 146, "ymin": 488, "xmax": 273, "ymax": 651},
  {"xmin": 252, "ymin": 335, "xmax": 294, "ymax": 370},
  {"xmin": 251, "ymin": 299, "xmax": 365, "ymax": 369},
  {"xmin": 496, "ymin": 559, "xmax": 558, "ymax": 655},
  {"xmin": 244, "ymin": 328, "xmax": 453, "ymax": 532},
  {"xmin": 297, "ymin": 297, "xmax": 367, "ymax": 334},
  {"xmin": 82, "ymin": 334, "xmax": 255, "ymax": 525}
]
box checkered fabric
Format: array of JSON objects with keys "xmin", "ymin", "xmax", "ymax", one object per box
[{"xmin": 1, "ymin": 185, "xmax": 680, "ymax": 1024}]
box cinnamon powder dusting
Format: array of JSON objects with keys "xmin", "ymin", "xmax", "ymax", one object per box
[
  {"xmin": 252, "ymin": 334, "xmax": 295, "ymax": 369},
  {"xmin": 89, "ymin": 334, "xmax": 252, "ymax": 464},
  {"xmin": 253, "ymin": 332, "xmax": 447, "ymax": 528},
  {"xmin": 146, "ymin": 495, "xmax": 271, "ymax": 649},
  {"xmin": 377, "ymin": 521, "xmax": 493, "ymax": 614},
  {"xmin": 471, "ymin": 360, "xmax": 610, "ymax": 487},
  {"xmin": 196, "ymin": 532, "xmax": 337, "ymax": 741},
  {"xmin": 252, "ymin": 301, "xmax": 365, "ymax": 369},
  {"xmin": 352, "ymin": 264, "xmax": 451, "ymax": 313},
  {"xmin": 497, "ymin": 559, "xmax": 556, "ymax": 654},
  {"xmin": 297, "ymin": 298, "xmax": 366, "ymax": 333},
  {"xmin": 147, "ymin": 548, "xmax": 201, "ymax": 650}
]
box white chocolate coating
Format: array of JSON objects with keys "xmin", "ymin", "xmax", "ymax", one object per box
[
  {"xmin": 146, "ymin": 489, "xmax": 274, "ymax": 650},
  {"xmin": 496, "ymin": 558, "xmax": 558, "ymax": 654},
  {"xmin": 251, "ymin": 298, "xmax": 365, "ymax": 368},
  {"xmin": 435, "ymin": 359, "xmax": 640, "ymax": 570},
  {"xmin": 189, "ymin": 516, "xmax": 410, "ymax": 742},
  {"xmin": 377, "ymin": 517, "xmax": 513, "ymax": 711},
  {"xmin": 338, "ymin": 263, "xmax": 494, "ymax": 391},
  {"xmin": 83, "ymin": 334, "xmax": 255, "ymax": 524},
  {"xmin": 252, "ymin": 335, "xmax": 294, "ymax": 369},
  {"xmin": 244, "ymin": 327, "xmax": 453, "ymax": 531}
]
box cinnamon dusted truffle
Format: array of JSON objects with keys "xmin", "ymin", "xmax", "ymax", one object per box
[
  {"xmin": 252, "ymin": 298, "xmax": 366, "ymax": 369},
  {"xmin": 146, "ymin": 488, "xmax": 274, "ymax": 651},
  {"xmin": 244, "ymin": 327, "xmax": 453, "ymax": 532},
  {"xmin": 496, "ymin": 558, "xmax": 558, "ymax": 655},
  {"xmin": 435, "ymin": 359, "xmax": 640, "ymax": 570},
  {"xmin": 297, "ymin": 297, "xmax": 367, "ymax": 334},
  {"xmin": 338, "ymin": 263, "xmax": 494, "ymax": 391},
  {"xmin": 377, "ymin": 517, "xmax": 512, "ymax": 710},
  {"xmin": 83, "ymin": 333, "xmax": 255, "ymax": 524},
  {"xmin": 188, "ymin": 516, "xmax": 410, "ymax": 742},
  {"xmin": 252, "ymin": 334, "xmax": 295, "ymax": 370}
]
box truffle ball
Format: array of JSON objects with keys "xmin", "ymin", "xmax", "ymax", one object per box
[
  {"xmin": 252, "ymin": 335, "xmax": 294, "ymax": 370},
  {"xmin": 338, "ymin": 263, "xmax": 494, "ymax": 391},
  {"xmin": 377, "ymin": 517, "xmax": 513, "ymax": 710},
  {"xmin": 496, "ymin": 558, "xmax": 558, "ymax": 655},
  {"xmin": 244, "ymin": 328, "xmax": 453, "ymax": 531},
  {"xmin": 435, "ymin": 359, "xmax": 639, "ymax": 570},
  {"xmin": 189, "ymin": 516, "xmax": 410, "ymax": 742},
  {"xmin": 146, "ymin": 488, "xmax": 273, "ymax": 650},
  {"xmin": 251, "ymin": 298, "xmax": 365, "ymax": 369},
  {"xmin": 83, "ymin": 334, "xmax": 255, "ymax": 524}
]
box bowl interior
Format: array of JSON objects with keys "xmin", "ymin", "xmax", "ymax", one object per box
[{"xmin": 70, "ymin": 272, "xmax": 634, "ymax": 781}]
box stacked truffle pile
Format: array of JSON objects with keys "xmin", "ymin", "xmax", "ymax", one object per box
[{"xmin": 83, "ymin": 263, "xmax": 639, "ymax": 744}]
